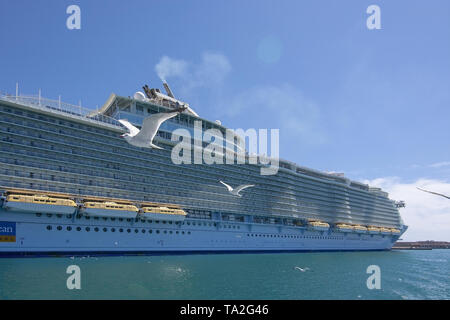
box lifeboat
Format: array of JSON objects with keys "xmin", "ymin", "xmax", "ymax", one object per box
[
  {"xmin": 390, "ymin": 228, "xmax": 401, "ymax": 234},
  {"xmin": 3, "ymin": 194, "xmax": 77, "ymax": 215},
  {"xmin": 380, "ymin": 227, "xmax": 392, "ymax": 235},
  {"xmin": 335, "ymin": 223, "xmax": 354, "ymax": 233},
  {"xmin": 82, "ymin": 201, "xmax": 138, "ymax": 218},
  {"xmin": 353, "ymin": 225, "xmax": 368, "ymax": 233},
  {"xmin": 139, "ymin": 206, "xmax": 187, "ymax": 222},
  {"xmin": 309, "ymin": 220, "xmax": 330, "ymax": 231},
  {"xmin": 367, "ymin": 226, "xmax": 381, "ymax": 234}
]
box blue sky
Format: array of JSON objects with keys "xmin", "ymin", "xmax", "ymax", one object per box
[{"xmin": 0, "ymin": 0, "xmax": 449, "ymax": 240}]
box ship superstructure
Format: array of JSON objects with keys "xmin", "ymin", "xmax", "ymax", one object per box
[{"xmin": 0, "ymin": 82, "xmax": 406, "ymax": 255}]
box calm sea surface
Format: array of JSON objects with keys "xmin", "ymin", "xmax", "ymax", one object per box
[{"xmin": 0, "ymin": 250, "xmax": 448, "ymax": 299}]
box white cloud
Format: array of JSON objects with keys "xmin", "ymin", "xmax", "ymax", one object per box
[
  {"xmin": 154, "ymin": 56, "xmax": 188, "ymax": 82},
  {"xmin": 429, "ymin": 161, "xmax": 450, "ymax": 168},
  {"xmin": 154, "ymin": 53, "xmax": 324, "ymax": 145},
  {"xmin": 363, "ymin": 177, "xmax": 450, "ymax": 241},
  {"xmin": 193, "ymin": 52, "xmax": 231, "ymax": 87},
  {"xmin": 154, "ymin": 52, "xmax": 231, "ymax": 90}
]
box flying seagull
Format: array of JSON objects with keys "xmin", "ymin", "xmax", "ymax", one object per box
[
  {"xmin": 118, "ymin": 107, "xmax": 186, "ymax": 149},
  {"xmin": 294, "ymin": 266, "xmax": 310, "ymax": 272},
  {"xmin": 417, "ymin": 187, "xmax": 450, "ymax": 200},
  {"xmin": 219, "ymin": 181, "xmax": 255, "ymax": 197}
]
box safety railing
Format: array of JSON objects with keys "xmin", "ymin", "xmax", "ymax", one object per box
[{"xmin": 0, "ymin": 94, "xmax": 122, "ymax": 128}]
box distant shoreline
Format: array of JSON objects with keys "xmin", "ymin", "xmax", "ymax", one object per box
[{"xmin": 393, "ymin": 240, "xmax": 450, "ymax": 250}]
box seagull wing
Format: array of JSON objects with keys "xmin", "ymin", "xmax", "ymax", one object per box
[
  {"xmin": 118, "ymin": 119, "xmax": 140, "ymax": 136},
  {"xmin": 219, "ymin": 181, "xmax": 234, "ymax": 192},
  {"xmin": 135, "ymin": 108, "xmax": 185, "ymax": 142},
  {"xmin": 235, "ymin": 184, "xmax": 255, "ymax": 194},
  {"xmin": 417, "ymin": 187, "xmax": 450, "ymax": 199}
]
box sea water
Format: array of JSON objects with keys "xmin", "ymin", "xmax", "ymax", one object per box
[{"xmin": 0, "ymin": 250, "xmax": 448, "ymax": 299}]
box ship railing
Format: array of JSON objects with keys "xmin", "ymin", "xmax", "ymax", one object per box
[{"xmin": 0, "ymin": 94, "xmax": 122, "ymax": 129}]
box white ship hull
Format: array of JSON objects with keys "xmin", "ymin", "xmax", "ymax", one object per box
[
  {"xmin": 309, "ymin": 226, "xmax": 329, "ymax": 232},
  {"xmin": 3, "ymin": 201, "xmax": 76, "ymax": 215},
  {"xmin": 139, "ymin": 212, "xmax": 186, "ymax": 222},
  {"xmin": 336, "ymin": 228, "xmax": 354, "ymax": 233},
  {"xmin": 0, "ymin": 209, "xmax": 405, "ymax": 256},
  {"xmin": 82, "ymin": 208, "xmax": 138, "ymax": 219}
]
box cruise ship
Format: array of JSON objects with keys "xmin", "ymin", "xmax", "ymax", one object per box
[{"xmin": 0, "ymin": 81, "xmax": 407, "ymax": 256}]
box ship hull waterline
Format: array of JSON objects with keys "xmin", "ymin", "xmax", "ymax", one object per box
[{"xmin": 0, "ymin": 209, "xmax": 404, "ymax": 257}]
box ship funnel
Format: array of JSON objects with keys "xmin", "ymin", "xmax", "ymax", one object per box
[
  {"xmin": 163, "ymin": 81, "xmax": 175, "ymax": 99},
  {"xmin": 142, "ymin": 84, "xmax": 153, "ymax": 99}
]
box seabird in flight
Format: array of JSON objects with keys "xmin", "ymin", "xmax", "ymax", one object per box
[
  {"xmin": 118, "ymin": 107, "xmax": 186, "ymax": 149},
  {"xmin": 219, "ymin": 181, "xmax": 255, "ymax": 197},
  {"xmin": 417, "ymin": 187, "xmax": 450, "ymax": 200}
]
